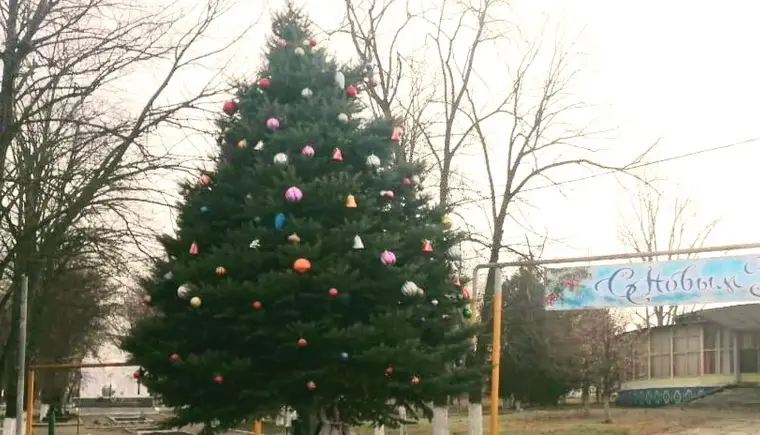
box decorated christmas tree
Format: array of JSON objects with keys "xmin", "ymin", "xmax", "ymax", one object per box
[{"xmin": 122, "ymin": 3, "xmax": 477, "ymax": 433}]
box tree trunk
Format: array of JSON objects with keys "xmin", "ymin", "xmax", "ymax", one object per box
[
  {"xmin": 581, "ymin": 383, "xmax": 590, "ymax": 417},
  {"xmin": 602, "ymin": 394, "xmax": 611, "ymax": 423}
]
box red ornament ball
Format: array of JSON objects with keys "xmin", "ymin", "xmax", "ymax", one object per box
[
  {"xmin": 309, "ymin": 37, "xmax": 317, "ymax": 47},
  {"xmin": 385, "ymin": 366, "xmax": 393, "ymax": 375},
  {"xmin": 328, "ymin": 288, "xmax": 339, "ymax": 296},
  {"xmin": 252, "ymin": 301, "xmax": 263, "ymax": 310},
  {"xmin": 306, "ymin": 381, "xmax": 317, "ymax": 390},
  {"xmin": 402, "ymin": 177, "xmax": 412, "ymax": 185},
  {"xmin": 215, "ymin": 266, "xmax": 226, "ymax": 276},
  {"xmin": 222, "ymin": 100, "xmax": 238, "ymax": 116},
  {"xmin": 258, "ymin": 77, "xmax": 271, "ymax": 88},
  {"xmin": 213, "ymin": 375, "xmax": 224, "ymax": 384},
  {"xmin": 133, "ymin": 370, "xmax": 141, "ymax": 379},
  {"xmin": 345, "ymin": 85, "xmax": 357, "ymax": 97},
  {"xmin": 278, "ymin": 38, "xmax": 287, "ymax": 47},
  {"xmin": 411, "ymin": 376, "xmax": 420, "ymax": 384},
  {"xmin": 170, "ymin": 353, "xmax": 181, "ymax": 362},
  {"xmin": 297, "ymin": 338, "xmax": 308, "ymax": 347}
]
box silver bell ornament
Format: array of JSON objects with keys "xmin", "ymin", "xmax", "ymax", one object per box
[
  {"xmin": 401, "ymin": 281, "xmax": 423, "ymax": 296},
  {"xmin": 353, "ymin": 235, "xmax": 365, "ymax": 249},
  {"xmin": 366, "ymin": 154, "xmax": 381, "ymax": 168},
  {"xmin": 335, "ymin": 71, "xmax": 346, "ymax": 88}
]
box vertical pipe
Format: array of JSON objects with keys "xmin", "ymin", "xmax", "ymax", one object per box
[
  {"xmin": 16, "ymin": 275, "xmax": 29, "ymax": 435},
  {"xmin": 488, "ymin": 268, "xmax": 503, "ymax": 435},
  {"xmin": 25, "ymin": 369, "xmax": 34, "ymax": 435}
]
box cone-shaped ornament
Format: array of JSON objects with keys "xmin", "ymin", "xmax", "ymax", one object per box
[{"xmin": 353, "ymin": 235, "xmax": 364, "ymax": 249}]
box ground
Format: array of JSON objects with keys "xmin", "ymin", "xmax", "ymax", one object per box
[{"xmin": 18, "ymin": 407, "xmax": 760, "ymax": 435}]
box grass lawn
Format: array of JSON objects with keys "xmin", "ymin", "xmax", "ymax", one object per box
[{"xmin": 350, "ymin": 407, "xmax": 747, "ymax": 435}]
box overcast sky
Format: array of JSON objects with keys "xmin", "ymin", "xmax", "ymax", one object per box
[{"xmin": 144, "ymin": 0, "xmax": 760, "ymax": 265}]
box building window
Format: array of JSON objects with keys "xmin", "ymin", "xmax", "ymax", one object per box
[
  {"xmin": 673, "ymin": 325, "xmax": 700, "ymax": 377},
  {"xmin": 703, "ymin": 325, "xmax": 719, "ymax": 374},
  {"xmin": 634, "ymin": 335, "xmax": 649, "ymax": 380},
  {"xmin": 721, "ymin": 328, "xmax": 734, "ymax": 374},
  {"xmin": 740, "ymin": 332, "xmax": 759, "ymax": 373},
  {"xmin": 650, "ymin": 329, "xmax": 671, "ymax": 378}
]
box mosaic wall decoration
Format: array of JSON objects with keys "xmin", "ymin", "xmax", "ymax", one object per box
[{"xmin": 616, "ymin": 386, "xmax": 720, "ymax": 407}]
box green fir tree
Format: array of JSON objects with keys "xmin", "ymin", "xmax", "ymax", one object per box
[{"xmin": 122, "ymin": 3, "xmax": 477, "ymax": 433}]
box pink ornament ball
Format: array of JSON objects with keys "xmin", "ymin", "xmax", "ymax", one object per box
[
  {"xmin": 285, "ymin": 186, "xmax": 303, "ymax": 202},
  {"xmin": 380, "ymin": 250, "xmax": 396, "ymax": 265},
  {"xmin": 266, "ymin": 118, "xmax": 280, "ymax": 130},
  {"xmin": 278, "ymin": 38, "xmax": 287, "ymax": 47},
  {"xmin": 301, "ymin": 145, "xmax": 315, "ymax": 157}
]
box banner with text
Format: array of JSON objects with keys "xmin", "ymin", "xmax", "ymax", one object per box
[{"xmin": 544, "ymin": 255, "xmax": 760, "ymax": 310}]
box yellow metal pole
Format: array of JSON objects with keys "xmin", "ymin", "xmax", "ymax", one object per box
[
  {"xmin": 252, "ymin": 420, "xmax": 262, "ymax": 435},
  {"xmin": 489, "ymin": 268, "xmax": 503, "ymax": 435},
  {"xmin": 25, "ymin": 369, "xmax": 35, "ymax": 435}
]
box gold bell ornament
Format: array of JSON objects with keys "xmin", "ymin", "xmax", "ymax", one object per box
[
  {"xmin": 288, "ymin": 233, "xmax": 301, "ymax": 244},
  {"xmin": 345, "ymin": 194, "xmax": 357, "ymax": 208}
]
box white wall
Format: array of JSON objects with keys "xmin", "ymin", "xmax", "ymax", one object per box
[{"xmin": 78, "ymin": 344, "xmax": 149, "ymax": 398}]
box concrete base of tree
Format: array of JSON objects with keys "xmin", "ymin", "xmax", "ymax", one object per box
[
  {"xmin": 432, "ymin": 406, "xmax": 448, "ymax": 435},
  {"xmin": 467, "ymin": 403, "xmax": 482, "ymax": 435}
]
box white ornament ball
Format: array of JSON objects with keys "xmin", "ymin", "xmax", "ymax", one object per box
[
  {"xmin": 294, "ymin": 47, "xmax": 305, "ymax": 56},
  {"xmin": 412, "ymin": 175, "xmax": 421, "ymax": 184},
  {"xmin": 301, "ymin": 88, "xmax": 313, "ymax": 98},
  {"xmin": 303, "ymin": 39, "xmax": 311, "ymax": 47},
  {"xmin": 366, "ymin": 154, "xmax": 381, "ymax": 168},
  {"xmin": 337, "ymin": 113, "xmax": 349, "ymax": 123},
  {"xmin": 177, "ymin": 284, "xmax": 191, "ymax": 299},
  {"xmin": 273, "ymin": 153, "xmax": 289, "ymax": 165},
  {"xmin": 432, "ymin": 299, "xmax": 439, "ymax": 306},
  {"xmin": 190, "ymin": 296, "xmax": 202, "ymax": 307},
  {"xmin": 401, "ymin": 281, "xmax": 419, "ymax": 296}
]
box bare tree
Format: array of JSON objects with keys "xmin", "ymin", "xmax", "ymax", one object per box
[
  {"xmin": 337, "ymin": 2, "xmax": 651, "ymax": 434},
  {"xmin": 0, "ymin": 0, "xmax": 259, "ymax": 419},
  {"xmin": 617, "ymin": 177, "xmax": 720, "ymax": 327},
  {"xmin": 339, "ymin": 0, "xmax": 509, "ymax": 207}
]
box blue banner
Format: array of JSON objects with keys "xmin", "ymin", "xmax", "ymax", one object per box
[{"xmin": 544, "ymin": 255, "xmax": 760, "ymax": 310}]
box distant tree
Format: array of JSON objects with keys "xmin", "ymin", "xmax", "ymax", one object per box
[
  {"xmin": 618, "ymin": 176, "xmax": 720, "ymax": 327},
  {"xmin": 498, "ymin": 268, "xmax": 577, "ymax": 407},
  {"xmin": 571, "ymin": 309, "xmax": 631, "ymax": 422}
]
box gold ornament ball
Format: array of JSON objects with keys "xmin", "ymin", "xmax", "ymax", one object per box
[{"xmin": 190, "ymin": 296, "xmax": 202, "ymax": 307}]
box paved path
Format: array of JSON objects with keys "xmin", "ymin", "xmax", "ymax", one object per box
[{"xmin": 667, "ymin": 418, "xmax": 760, "ymax": 435}]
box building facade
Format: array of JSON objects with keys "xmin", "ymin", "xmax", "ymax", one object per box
[{"xmin": 619, "ymin": 304, "xmax": 760, "ymax": 406}]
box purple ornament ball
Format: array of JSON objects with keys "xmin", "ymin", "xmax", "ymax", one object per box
[
  {"xmin": 380, "ymin": 250, "xmax": 396, "ymax": 265},
  {"xmin": 285, "ymin": 186, "xmax": 303, "ymax": 202},
  {"xmin": 301, "ymin": 145, "xmax": 315, "ymax": 157}
]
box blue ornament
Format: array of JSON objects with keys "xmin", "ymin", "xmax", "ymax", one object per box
[
  {"xmin": 274, "ymin": 213, "xmax": 286, "ymax": 229},
  {"xmin": 340, "ymin": 352, "xmax": 349, "ymax": 360},
  {"xmin": 200, "ymin": 206, "xmax": 209, "ymax": 213}
]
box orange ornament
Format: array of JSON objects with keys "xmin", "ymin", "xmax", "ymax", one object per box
[{"xmin": 293, "ymin": 258, "xmax": 311, "ymax": 273}]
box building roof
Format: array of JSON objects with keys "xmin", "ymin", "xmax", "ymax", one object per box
[{"xmin": 676, "ymin": 304, "xmax": 760, "ymax": 330}]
